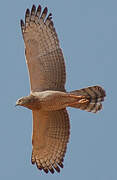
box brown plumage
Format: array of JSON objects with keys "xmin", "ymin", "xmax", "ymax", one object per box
[{"xmin": 16, "ymin": 4, "xmax": 106, "ymax": 174}]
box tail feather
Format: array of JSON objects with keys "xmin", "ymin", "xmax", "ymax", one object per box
[{"xmin": 69, "ymin": 86, "xmax": 106, "ymax": 113}]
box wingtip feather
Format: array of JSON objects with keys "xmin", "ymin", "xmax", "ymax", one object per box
[{"xmin": 31, "ymin": 4, "xmax": 36, "ymax": 15}]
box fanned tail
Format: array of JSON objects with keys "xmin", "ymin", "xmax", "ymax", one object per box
[{"xmin": 69, "ymin": 86, "xmax": 106, "ymax": 113}]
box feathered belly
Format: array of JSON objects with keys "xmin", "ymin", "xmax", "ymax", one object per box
[{"xmin": 38, "ymin": 91, "xmax": 85, "ymax": 111}]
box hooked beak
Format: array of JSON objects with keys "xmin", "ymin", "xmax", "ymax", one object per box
[{"xmin": 15, "ymin": 101, "xmax": 20, "ymax": 107}]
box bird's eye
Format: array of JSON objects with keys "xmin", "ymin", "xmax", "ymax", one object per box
[{"xmin": 28, "ymin": 99, "xmax": 32, "ymax": 103}]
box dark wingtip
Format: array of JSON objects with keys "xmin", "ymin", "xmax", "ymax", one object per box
[
  {"xmin": 49, "ymin": 13, "xmax": 52, "ymax": 17},
  {"xmin": 31, "ymin": 4, "xmax": 36, "ymax": 14},
  {"xmin": 37, "ymin": 5, "xmax": 41, "ymax": 12},
  {"xmin": 26, "ymin": 8, "xmax": 30, "ymax": 16},
  {"xmin": 32, "ymin": 4, "xmax": 36, "ymax": 9},
  {"xmin": 58, "ymin": 162, "xmax": 64, "ymax": 168},
  {"xmin": 43, "ymin": 7, "xmax": 48, "ymax": 14},
  {"xmin": 20, "ymin": 19, "xmax": 24, "ymax": 26},
  {"xmin": 20, "ymin": 19, "xmax": 25, "ymax": 33},
  {"xmin": 43, "ymin": 168, "xmax": 49, "ymax": 173},
  {"xmin": 49, "ymin": 168, "xmax": 54, "ymax": 174},
  {"xmin": 35, "ymin": 161, "xmax": 43, "ymax": 170},
  {"xmin": 31, "ymin": 159, "xmax": 35, "ymax": 164},
  {"xmin": 54, "ymin": 165, "xmax": 60, "ymax": 173},
  {"xmin": 47, "ymin": 13, "xmax": 52, "ymax": 20},
  {"xmin": 61, "ymin": 158, "xmax": 64, "ymax": 162}
]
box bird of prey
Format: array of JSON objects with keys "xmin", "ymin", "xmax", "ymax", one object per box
[{"xmin": 16, "ymin": 4, "xmax": 106, "ymax": 174}]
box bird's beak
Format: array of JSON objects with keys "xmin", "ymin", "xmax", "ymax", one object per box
[{"xmin": 15, "ymin": 101, "xmax": 19, "ymax": 107}]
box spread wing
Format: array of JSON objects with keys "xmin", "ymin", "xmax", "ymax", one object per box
[
  {"xmin": 32, "ymin": 109, "xmax": 70, "ymax": 174},
  {"xmin": 21, "ymin": 5, "xmax": 66, "ymax": 92}
]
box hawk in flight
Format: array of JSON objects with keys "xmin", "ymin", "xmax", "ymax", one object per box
[{"xmin": 16, "ymin": 4, "xmax": 106, "ymax": 174}]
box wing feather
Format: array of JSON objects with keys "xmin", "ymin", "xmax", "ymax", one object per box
[
  {"xmin": 21, "ymin": 4, "xmax": 66, "ymax": 92},
  {"xmin": 32, "ymin": 109, "xmax": 70, "ymax": 173}
]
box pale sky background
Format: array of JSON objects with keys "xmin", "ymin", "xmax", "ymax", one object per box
[{"xmin": 0, "ymin": 0, "xmax": 117, "ymax": 179}]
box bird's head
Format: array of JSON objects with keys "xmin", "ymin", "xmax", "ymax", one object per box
[{"xmin": 15, "ymin": 95, "xmax": 36, "ymax": 109}]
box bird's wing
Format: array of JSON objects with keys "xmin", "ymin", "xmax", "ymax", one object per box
[
  {"xmin": 32, "ymin": 109, "xmax": 70, "ymax": 174},
  {"xmin": 21, "ymin": 5, "xmax": 66, "ymax": 92}
]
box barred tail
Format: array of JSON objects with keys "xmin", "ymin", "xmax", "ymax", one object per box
[{"xmin": 69, "ymin": 86, "xmax": 106, "ymax": 113}]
